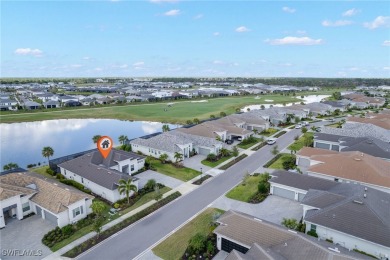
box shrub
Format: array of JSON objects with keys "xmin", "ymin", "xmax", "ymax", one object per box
[
  {"xmin": 56, "ymin": 173, "xmax": 65, "ymax": 180},
  {"xmin": 281, "ymin": 218, "xmax": 298, "ymax": 230},
  {"xmin": 206, "ymin": 153, "xmax": 217, "ymax": 162},
  {"xmin": 188, "ymin": 233, "xmax": 207, "ymax": 254},
  {"xmin": 282, "ymin": 156, "xmax": 296, "ymax": 170},
  {"xmin": 258, "ymin": 182, "xmax": 268, "ymax": 194},
  {"xmin": 61, "ymin": 224, "xmax": 74, "ymax": 236},
  {"xmin": 307, "ymin": 230, "xmax": 318, "ymax": 238},
  {"xmin": 46, "ymin": 168, "xmax": 56, "ymax": 176},
  {"xmin": 274, "ymin": 131, "xmax": 287, "ymax": 138}
]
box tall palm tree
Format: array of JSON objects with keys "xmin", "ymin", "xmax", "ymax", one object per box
[
  {"xmin": 118, "ymin": 179, "xmax": 138, "ymax": 204},
  {"xmin": 42, "ymin": 146, "xmax": 54, "ymax": 165},
  {"xmin": 174, "ymin": 152, "xmax": 183, "ymax": 163},
  {"xmin": 162, "ymin": 124, "xmax": 170, "ymax": 132},
  {"xmin": 92, "ymin": 135, "xmax": 102, "ymax": 144},
  {"xmin": 118, "ymin": 135, "xmax": 128, "ymax": 145}
]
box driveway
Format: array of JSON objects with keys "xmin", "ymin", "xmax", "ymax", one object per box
[
  {"xmin": 182, "ymin": 155, "xmax": 211, "ymax": 172},
  {"xmin": 0, "ymin": 215, "xmax": 55, "ymax": 259},
  {"xmin": 211, "ymin": 195, "xmax": 303, "ymax": 225},
  {"xmin": 136, "ymin": 170, "xmax": 184, "ymax": 189}
]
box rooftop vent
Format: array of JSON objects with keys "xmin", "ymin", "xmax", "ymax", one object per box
[
  {"xmin": 254, "ymin": 218, "xmax": 262, "ymax": 222},
  {"xmin": 53, "ymin": 183, "xmax": 58, "ymax": 186},
  {"xmin": 364, "ymin": 193, "xmax": 367, "ymax": 198},
  {"xmin": 353, "ymin": 200, "xmax": 363, "ymax": 204},
  {"xmin": 354, "ymin": 158, "xmax": 361, "ymax": 161},
  {"xmin": 65, "ymin": 188, "xmax": 69, "ymax": 191}
]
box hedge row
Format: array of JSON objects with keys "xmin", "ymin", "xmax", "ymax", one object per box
[
  {"xmin": 274, "ymin": 131, "xmax": 287, "ymax": 138},
  {"xmin": 263, "ymin": 154, "xmax": 283, "ymax": 168},
  {"xmin": 219, "ymin": 154, "xmax": 248, "ymax": 170},
  {"xmin": 251, "ymin": 142, "xmax": 267, "ymax": 151},
  {"xmin": 63, "ymin": 191, "xmax": 182, "ymax": 258}
]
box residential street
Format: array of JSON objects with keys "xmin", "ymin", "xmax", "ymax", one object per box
[{"xmin": 78, "ymin": 121, "xmax": 331, "ymax": 260}]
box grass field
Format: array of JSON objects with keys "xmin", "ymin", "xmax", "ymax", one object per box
[
  {"xmin": 0, "ymin": 95, "xmax": 300, "ymax": 124},
  {"xmin": 288, "ymin": 132, "xmax": 314, "ymax": 151},
  {"xmin": 151, "ymin": 159, "xmax": 200, "ymax": 181},
  {"xmin": 153, "ymin": 208, "xmax": 224, "ymax": 260},
  {"xmin": 31, "ymin": 166, "xmax": 55, "ymax": 179},
  {"xmin": 268, "ymin": 153, "xmax": 296, "ymax": 170},
  {"xmin": 201, "ymin": 155, "xmax": 233, "ymax": 167},
  {"xmin": 226, "ymin": 175, "xmax": 262, "ymax": 202},
  {"xmin": 237, "ymin": 137, "xmax": 262, "ymax": 149}
]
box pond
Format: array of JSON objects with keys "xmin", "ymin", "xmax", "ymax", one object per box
[
  {"xmin": 0, "ymin": 119, "xmax": 178, "ymax": 169},
  {"xmin": 241, "ymin": 94, "xmax": 330, "ymax": 111}
]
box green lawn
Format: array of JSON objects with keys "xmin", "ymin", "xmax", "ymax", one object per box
[
  {"xmin": 260, "ymin": 128, "xmax": 278, "ymax": 137},
  {"xmin": 226, "ymin": 175, "xmax": 262, "ymax": 202},
  {"xmin": 288, "ymin": 132, "xmax": 314, "ymax": 151},
  {"xmin": 120, "ymin": 187, "xmax": 171, "ymax": 214},
  {"xmin": 201, "ymin": 155, "xmax": 233, "ymax": 167},
  {"xmin": 153, "ymin": 208, "xmax": 224, "ymax": 260},
  {"xmin": 237, "ymin": 137, "xmax": 262, "ymax": 149},
  {"xmin": 31, "ymin": 166, "xmax": 55, "ymax": 179},
  {"xmin": 268, "ymin": 153, "xmax": 295, "ymax": 170},
  {"xmin": 0, "ymin": 95, "xmax": 301, "ymax": 124},
  {"xmin": 151, "ymin": 159, "xmax": 200, "ymax": 181}
]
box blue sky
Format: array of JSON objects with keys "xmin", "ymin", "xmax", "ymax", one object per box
[{"xmin": 2, "ymin": 1, "xmax": 390, "ymax": 78}]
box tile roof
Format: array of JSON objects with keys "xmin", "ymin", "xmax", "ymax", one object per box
[
  {"xmin": 214, "ymin": 210, "xmax": 357, "ymax": 260},
  {"xmin": 59, "ymin": 149, "xmax": 136, "ymax": 190},
  {"xmin": 131, "ymin": 132, "xmax": 191, "ymax": 153},
  {"xmin": 0, "ymin": 172, "xmax": 93, "ymax": 214},
  {"xmin": 347, "ymin": 116, "xmax": 390, "ymax": 130},
  {"xmin": 307, "ymin": 151, "xmax": 390, "ymax": 189},
  {"xmin": 297, "ymin": 147, "xmax": 339, "ymax": 157}
]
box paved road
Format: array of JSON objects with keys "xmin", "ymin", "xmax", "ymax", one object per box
[{"xmin": 79, "ymin": 121, "xmax": 332, "ymax": 260}]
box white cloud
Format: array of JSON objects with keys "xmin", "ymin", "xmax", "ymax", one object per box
[
  {"xmin": 70, "ymin": 64, "xmax": 83, "ymax": 68},
  {"xmin": 213, "ymin": 60, "xmax": 224, "ymax": 65},
  {"xmin": 14, "ymin": 48, "xmax": 43, "ymax": 57},
  {"xmin": 82, "ymin": 56, "xmax": 92, "ymax": 60},
  {"xmin": 383, "ymin": 40, "xmax": 390, "ymax": 46},
  {"xmin": 282, "ymin": 7, "xmax": 296, "ymax": 13},
  {"xmin": 113, "ymin": 64, "xmax": 128, "ymax": 69},
  {"xmin": 322, "ymin": 20, "xmax": 353, "ymax": 27},
  {"xmin": 133, "ymin": 61, "xmax": 145, "ymax": 66},
  {"xmin": 342, "ymin": 8, "xmax": 359, "ymax": 17},
  {"xmin": 194, "ymin": 14, "xmax": 203, "ymax": 19},
  {"xmin": 164, "ymin": 9, "xmax": 180, "ymax": 16},
  {"xmin": 235, "ymin": 26, "xmax": 250, "ymax": 32},
  {"xmin": 94, "ymin": 67, "xmax": 103, "ymax": 71},
  {"xmin": 364, "ymin": 16, "xmax": 390, "ymax": 29},
  {"xmin": 150, "ymin": 0, "xmax": 179, "ymax": 3},
  {"xmin": 213, "ymin": 32, "xmax": 220, "ymax": 36},
  {"xmin": 266, "ymin": 36, "xmax": 323, "ymax": 45},
  {"xmin": 383, "ymin": 67, "xmax": 390, "ymax": 70}
]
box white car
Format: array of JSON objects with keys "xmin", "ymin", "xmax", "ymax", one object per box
[
  {"xmin": 295, "ymin": 124, "xmax": 302, "ymax": 129},
  {"xmin": 302, "ymin": 121, "xmax": 310, "ymax": 126},
  {"xmin": 267, "ymin": 138, "xmax": 276, "ymax": 145}
]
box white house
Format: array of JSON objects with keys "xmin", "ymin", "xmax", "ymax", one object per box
[
  {"xmin": 152, "ymin": 91, "xmax": 172, "ymax": 98},
  {"xmin": 0, "ymin": 99, "xmax": 18, "ymax": 111},
  {"xmin": 58, "ymin": 149, "xmax": 144, "ymax": 203},
  {"xmin": 0, "ymin": 172, "xmax": 94, "ymax": 228}
]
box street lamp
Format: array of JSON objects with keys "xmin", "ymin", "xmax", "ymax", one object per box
[{"xmin": 200, "ymin": 167, "xmax": 203, "ymax": 184}]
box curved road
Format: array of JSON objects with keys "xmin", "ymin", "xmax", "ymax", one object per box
[{"xmin": 78, "ymin": 121, "xmax": 332, "ymax": 260}]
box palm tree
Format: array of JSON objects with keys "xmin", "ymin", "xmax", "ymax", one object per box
[
  {"xmin": 159, "ymin": 153, "xmax": 168, "ymax": 164},
  {"xmin": 42, "ymin": 146, "xmax": 54, "ymax": 165},
  {"xmin": 92, "ymin": 135, "xmax": 102, "ymax": 144},
  {"xmin": 118, "ymin": 135, "xmax": 128, "ymax": 145},
  {"xmin": 174, "ymin": 152, "xmax": 183, "ymax": 163},
  {"xmin": 3, "ymin": 162, "xmax": 19, "ymax": 171},
  {"xmin": 118, "ymin": 179, "xmax": 138, "ymax": 204},
  {"xmin": 162, "ymin": 124, "xmax": 170, "ymax": 132}
]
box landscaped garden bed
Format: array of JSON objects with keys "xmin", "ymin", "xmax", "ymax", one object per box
[
  {"xmin": 251, "ymin": 141, "xmax": 267, "ymax": 151},
  {"xmin": 237, "ymin": 136, "xmax": 261, "ymax": 149},
  {"xmin": 226, "ymin": 173, "xmax": 270, "ymax": 204},
  {"xmin": 267, "ymin": 153, "xmax": 296, "ymax": 170},
  {"xmin": 218, "ymin": 154, "xmax": 247, "ymax": 170},
  {"xmin": 149, "ymin": 159, "xmax": 200, "ymax": 181},
  {"xmin": 259, "ymin": 128, "xmax": 278, "ymax": 137},
  {"xmin": 192, "ymin": 174, "xmax": 212, "ymax": 185},
  {"xmin": 288, "ymin": 132, "xmax": 314, "ymax": 151},
  {"xmin": 201, "ymin": 149, "xmax": 232, "ymax": 167},
  {"xmin": 263, "ymin": 154, "xmax": 283, "ymax": 168},
  {"xmin": 63, "ymin": 192, "xmax": 182, "ymax": 258},
  {"xmin": 274, "ymin": 130, "xmax": 287, "ymax": 138}
]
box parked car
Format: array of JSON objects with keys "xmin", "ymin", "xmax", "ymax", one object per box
[
  {"xmin": 327, "ymin": 118, "xmax": 335, "ymax": 122},
  {"xmin": 315, "ymin": 127, "xmax": 322, "ymax": 132},
  {"xmin": 267, "ymin": 138, "xmax": 277, "ymax": 145},
  {"xmin": 225, "ymin": 139, "xmax": 233, "ymax": 145},
  {"xmin": 109, "ymin": 208, "xmax": 118, "ymax": 216},
  {"xmin": 237, "ymin": 137, "xmax": 242, "ymax": 141},
  {"xmin": 295, "ymin": 124, "xmax": 302, "ymax": 129},
  {"xmin": 302, "ymin": 121, "xmax": 310, "ymax": 126}
]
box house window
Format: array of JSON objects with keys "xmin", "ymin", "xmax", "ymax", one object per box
[
  {"xmin": 310, "ymin": 224, "xmax": 317, "ymax": 232},
  {"xmin": 334, "ymin": 178, "xmax": 339, "ymax": 182},
  {"xmin": 131, "ymin": 165, "xmax": 134, "ymax": 171},
  {"xmin": 22, "ymin": 202, "xmax": 30, "ymax": 212},
  {"xmin": 72, "ymin": 206, "xmax": 83, "ymax": 218},
  {"xmin": 81, "ymin": 178, "xmax": 84, "ymax": 184},
  {"xmin": 64, "ymin": 170, "xmax": 67, "ymax": 175}
]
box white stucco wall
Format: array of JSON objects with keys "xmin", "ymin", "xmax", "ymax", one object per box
[
  {"xmin": 270, "ymin": 183, "xmax": 307, "ymax": 201},
  {"xmin": 305, "ymin": 222, "xmax": 390, "ymax": 259},
  {"xmin": 109, "ymin": 158, "xmax": 144, "ymax": 175},
  {"xmin": 131, "ymin": 143, "xmax": 176, "ymax": 162}
]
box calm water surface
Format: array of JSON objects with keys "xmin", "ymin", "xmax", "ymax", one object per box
[{"xmin": 0, "ymin": 119, "xmax": 177, "ymax": 169}]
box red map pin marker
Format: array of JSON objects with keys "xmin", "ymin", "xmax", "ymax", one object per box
[{"xmin": 97, "ymin": 136, "xmax": 113, "ymax": 159}]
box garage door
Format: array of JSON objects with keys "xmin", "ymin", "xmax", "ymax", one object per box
[
  {"xmin": 298, "ymin": 193, "xmax": 306, "ymax": 202},
  {"xmin": 298, "ymin": 158, "xmax": 311, "ymax": 168},
  {"xmin": 221, "ymin": 238, "xmax": 249, "ymax": 254},
  {"xmin": 273, "ymin": 186, "xmax": 295, "ymax": 200},
  {"xmin": 198, "ymin": 147, "xmax": 211, "ymax": 155},
  {"xmin": 44, "ymin": 210, "xmax": 58, "ymax": 225},
  {"xmin": 314, "ymin": 142, "xmax": 330, "ymax": 150},
  {"xmin": 331, "ymin": 145, "xmax": 339, "ymax": 151}
]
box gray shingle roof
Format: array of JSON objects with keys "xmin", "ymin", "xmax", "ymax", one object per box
[
  {"xmin": 58, "ymin": 149, "xmax": 136, "ymax": 190},
  {"xmin": 339, "ymin": 136, "xmax": 390, "ymax": 160},
  {"xmin": 320, "ymin": 122, "xmax": 390, "ymax": 142},
  {"xmin": 314, "ymin": 133, "xmax": 346, "ymax": 143},
  {"xmin": 270, "ymin": 170, "xmax": 339, "ymax": 192},
  {"xmin": 130, "ymin": 132, "xmax": 190, "ymax": 153}
]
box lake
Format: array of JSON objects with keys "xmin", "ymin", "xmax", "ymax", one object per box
[
  {"xmin": 241, "ymin": 94, "xmax": 330, "ymax": 111},
  {"xmin": 0, "ymin": 119, "xmax": 178, "ymax": 169}
]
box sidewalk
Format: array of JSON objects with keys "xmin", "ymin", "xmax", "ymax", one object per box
[{"xmin": 42, "ymin": 185, "xmax": 194, "ymax": 260}]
